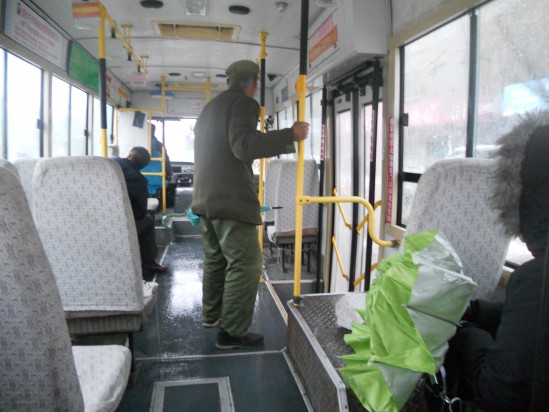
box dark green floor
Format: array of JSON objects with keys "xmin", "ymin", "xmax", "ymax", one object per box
[{"xmin": 116, "ymin": 236, "xmax": 311, "ymax": 412}]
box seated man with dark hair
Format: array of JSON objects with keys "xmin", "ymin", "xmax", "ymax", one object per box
[{"xmin": 114, "ymin": 146, "xmax": 167, "ymax": 274}]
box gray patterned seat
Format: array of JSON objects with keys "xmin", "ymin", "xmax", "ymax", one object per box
[
  {"xmin": 31, "ymin": 156, "xmax": 145, "ymax": 334},
  {"xmin": 267, "ymin": 159, "xmax": 320, "ymax": 271},
  {"xmin": 13, "ymin": 157, "xmax": 42, "ymax": 210},
  {"xmin": 0, "ymin": 168, "xmax": 131, "ymax": 412},
  {"xmin": 0, "ymin": 158, "xmax": 19, "ymax": 178},
  {"xmin": 264, "ymin": 159, "xmax": 292, "ymax": 223},
  {"xmin": 405, "ymin": 158, "xmax": 511, "ymax": 300}
]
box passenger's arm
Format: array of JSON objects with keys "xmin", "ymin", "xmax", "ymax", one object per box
[
  {"xmin": 228, "ymin": 98, "xmax": 296, "ymax": 161},
  {"xmin": 130, "ymin": 181, "xmax": 149, "ymax": 220},
  {"xmin": 463, "ymin": 300, "xmax": 504, "ymax": 338},
  {"xmin": 449, "ymin": 324, "xmax": 494, "ymax": 400}
]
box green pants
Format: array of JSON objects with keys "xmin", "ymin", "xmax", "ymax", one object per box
[{"xmin": 200, "ymin": 216, "xmax": 262, "ymax": 337}]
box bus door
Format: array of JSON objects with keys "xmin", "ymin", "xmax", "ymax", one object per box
[{"xmin": 330, "ymin": 70, "xmax": 383, "ymax": 293}]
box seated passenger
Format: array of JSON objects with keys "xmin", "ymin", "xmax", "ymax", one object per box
[
  {"xmin": 114, "ymin": 146, "xmax": 167, "ymax": 274},
  {"xmin": 446, "ymin": 111, "xmax": 549, "ymax": 411}
]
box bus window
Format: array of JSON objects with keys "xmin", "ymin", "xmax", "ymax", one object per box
[
  {"xmin": 154, "ymin": 118, "xmax": 196, "ymax": 164},
  {"xmin": 107, "ymin": 104, "xmax": 114, "ymax": 147},
  {"xmin": 69, "ymin": 86, "xmax": 88, "ymax": 156},
  {"xmin": 91, "ymin": 98, "xmax": 113, "ymax": 156},
  {"xmin": 7, "ymin": 53, "xmax": 42, "ymax": 160},
  {"xmin": 276, "ymin": 105, "xmax": 295, "ymax": 160},
  {"xmin": 475, "ymin": 0, "xmax": 548, "ymax": 151},
  {"xmin": 92, "ymin": 97, "xmax": 100, "ymax": 155},
  {"xmin": 306, "ymin": 89, "xmax": 322, "ymax": 163},
  {"xmin": 51, "ymin": 76, "xmax": 70, "ymax": 157},
  {"xmin": 0, "ymin": 49, "xmax": 4, "ymax": 159},
  {"xmin": 277, "ymin": 105, "xmax": 293, "ymax": 130},
  {"xmin": 401, "ymin": 15, "xmax": 470, "ymax": 176}
]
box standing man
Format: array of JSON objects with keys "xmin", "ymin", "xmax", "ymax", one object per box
[
  {"xmin": 114, "ymin": 146, "xmax": 167, "ymax": 275},
  {"xmin": 192, "ymin": 60, "xmax": 309, "ymax": 349}
]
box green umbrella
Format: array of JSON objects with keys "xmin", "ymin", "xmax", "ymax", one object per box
[{"xmin": 340, "ymin": 230, "xmax": 477, "ymax": 411}]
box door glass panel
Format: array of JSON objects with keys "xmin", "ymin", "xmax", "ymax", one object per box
[
  {"xmin": 331, "ymin": 109, "xmax": 352, "ymax": 292},
  {"xmin": 303, "ymin": 91, "xmax": 322, "ymax": 162},
  {"xmin": 310, "ymin": 90, "xmax": 322, "ymax": 163},
  {"xmin": 7, "ymin": 54, "xmax": 41, "ymax": 160},
  {"xmin": 363, "ymin": 103, "xmax": 383, "ymax": 271}
]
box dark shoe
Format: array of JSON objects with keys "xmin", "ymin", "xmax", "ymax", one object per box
[
  {"xmin": 202, "ymin": 318, "xmax": 221, "ymax": 328},
  {"xmin": 216, "ymin": 329, "xmax": 264, "ymax": 349},
  {"xmin": 142, "ymin": 260, "xmax": 168, "ymax": 273}
]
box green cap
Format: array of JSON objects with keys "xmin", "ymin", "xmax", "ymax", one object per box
[{"xmin": 226, "ymin": 60, "xmax": 260, "ymax": 80}]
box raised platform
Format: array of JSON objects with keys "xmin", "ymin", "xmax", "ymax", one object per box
[{"xmin": 287, "ymin": 294, "xmax": 428, "ymax": 412}]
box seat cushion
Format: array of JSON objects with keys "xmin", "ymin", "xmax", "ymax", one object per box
[{"xmin": 72, "ymin": 345, "xmax": 131, "ymax": 412}]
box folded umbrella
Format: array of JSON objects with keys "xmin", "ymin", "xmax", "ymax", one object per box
[{"xmin": 340, "ymin": 230, "xmax": 477, "ymax": 411}]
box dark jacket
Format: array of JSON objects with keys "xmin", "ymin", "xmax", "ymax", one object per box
[
  {"xmin": 448, "ymin": 112, "xmax": 549, "ymax": 411},
  {"xmin": 114, "ymin": 157, "xmax": 149, "ymax": 220},
  {"xmin": 192, "ymin": 85, "xmax": 295, "ymax": 225},
  {"xmin": 452, "ymin": 258, "xmax": 545, "ymax": 411}
]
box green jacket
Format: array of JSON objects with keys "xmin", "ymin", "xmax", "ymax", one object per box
[{"xmin": 192, "ymin": 85, "xmax": 296, "ymax": 225}]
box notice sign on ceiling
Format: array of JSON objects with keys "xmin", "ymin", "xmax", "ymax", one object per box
[
  {"xmin": 4, "ymin": 0, "xmax": 68, "ymax": 70},
  {"xmin": 72, "ymin": 1, "xmax": 101, "ymax": 29},
  {"xmin": 308, "ymin": 15, "xmax": 338, "ymax": 65}
]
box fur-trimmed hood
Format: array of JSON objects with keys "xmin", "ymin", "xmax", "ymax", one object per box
[{"xmin": 491, "ymin": 110, "xmax": 549, "ymax": 257}]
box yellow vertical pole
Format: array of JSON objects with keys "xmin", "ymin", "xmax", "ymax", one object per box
[
  {"xmin": 160, "ymin": 75, "xmax": 167, "ymax": 214},
  {"xmin": 161, "ymin": 75, "xmax": 167, "ymax": 117},
  {"xmin": 292, "ymin": 0, "xmax": 309, "ymax": 305},
  {"xmin": 98, "ymin": 5, "xmax": 108, "ymax": 157},
  {"xmin": 161, "ymin": 145, "xmax": 166, "ymax": 214},
  {"xmin": 293, "ymin": 76, "xmax": 306, "ymax": 302},
  {"xmin": 258, "ymin": 31, "xmax": 268, "ymax": 250},
  {"xmin": 206, "ymin": 75, "xmax": 211, "ymax": 102}
]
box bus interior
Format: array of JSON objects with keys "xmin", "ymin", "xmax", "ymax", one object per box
[{"xmin": 0, "ymin": 0, "xmax": 548, "ymax": 411}]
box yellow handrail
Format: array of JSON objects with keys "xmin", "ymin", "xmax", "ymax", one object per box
[
  {"xmin": 102, "ymin": 12, "xmax": 148, "ymax": 74},
  {"xmin": 353, "ymin": 263, "xmax": 378, "ymax": 288},
  {"xmin": 299, "ymin": 195, "xmax": 398, "ymax": 249},
  {"xmin": 290, "ymin": 0, "xmax": 397, "ymax": 302},
  {"xmin": 331, "ymin": 235, "xmax": 349, "ymax": 281},
  {"xmin": 356, "ymin": 199, "xmax": 382, "ymax": 234},
  {"xmin": 333, "ymin": 188, "xmax": 353, "ymax": 230}
]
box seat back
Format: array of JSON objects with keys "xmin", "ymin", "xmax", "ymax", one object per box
[
  {"xmin": 0, "ymin": 158, "xmax": 19, "ymax": 178},
  {"xmin": 0, "ymin": 168, "xmax": 85, "ymax": 411},
  {"xmin": 405, "ymin": 158, "xmax": 511, "ymax": 300},
  {"xmin": 264, "ymin": 159, "xmax": 292, "ymax": 223},
  {"xmin": 32, "ymin": 156, "xmax": 144, "ymax": 333},
  {"xmin": 108, "ymin": 144, "xmax": 120, "ymax": 157},
  {"xmin": 12, "ymin": 158, "xmax": 41, "ymax": 208},
  {"xmin": 271, "ymin": 159, "xmax": 320, "ymax": 236}
]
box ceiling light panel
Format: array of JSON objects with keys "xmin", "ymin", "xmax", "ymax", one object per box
[
  {"xmin": 185, "ymin": 0, "xmax": 207, "ymax": 16},
  {"xmin": 154, "ymin": 22, "xmax": 240, "ymax": 42}
]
